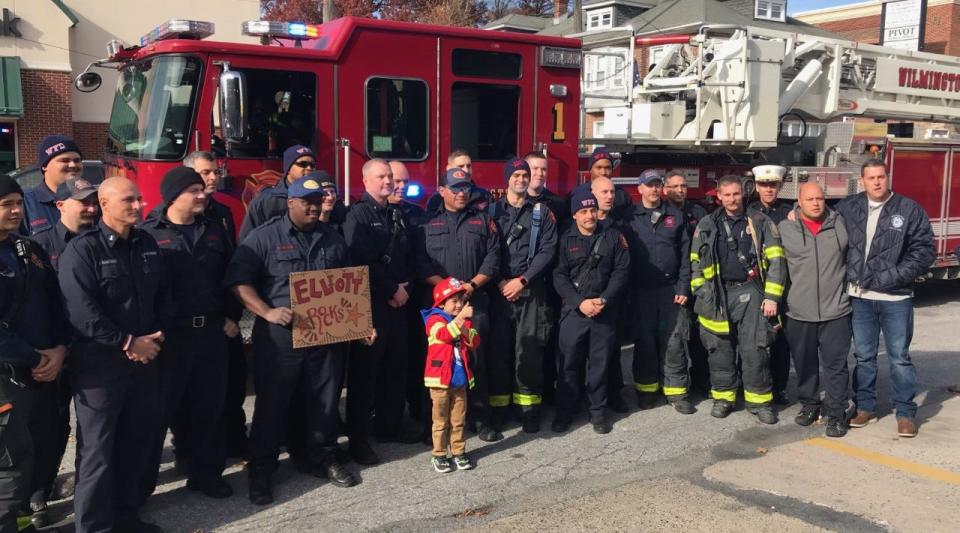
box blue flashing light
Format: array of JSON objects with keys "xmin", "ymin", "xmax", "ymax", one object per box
[
  {"xmin": 288, "ymin": 23, "xmax": 307, "ymax": 36},
  {"xmin": 406, "ymin": 183, "xmax": 422, "ymax": 198}
]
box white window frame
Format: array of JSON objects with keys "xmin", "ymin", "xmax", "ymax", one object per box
[
  {"xmin": 587, "ymin": 7, "xmax": 614, "ymax": 31},
  {"xmin": 593, "ymin": 120, "xmax": 605, "ymax": 138},
  {"xmin": 755, "ymin": 0, "xmax": 786, "ymax": 23}
]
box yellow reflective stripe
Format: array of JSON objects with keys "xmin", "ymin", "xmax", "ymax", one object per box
[
  {"xmin": 512, "ymin": 393, "xmax": 542, "ymax": 406},
  {"xmin": 691, "ymin": 277, "xmax": 705, "ymax": 290},
  {"xmin": 744, "ymin": 390, "xmax": 773, "ymax": 404},
  {"xmin": 702, "ymin": 264, "xmax": 717, "ymax": 279},
  {"xmin": 634, "ymin": 382, "xmax": 660, "ymax": 393},
  {"xmin": 424, "ymin": 377, "xmax": 444, "ymax": 387},
  {"xmin": 711, "ymin": 389, "xmax": 736, "ymax": 402},
  {"xmin": 698, "ymin": 315, "xmax": 730, "ymax": 335},
  {"xmin": 446, "ymin": 320, "xmax": 462, "ymax": 338},
  {"xmin": 764, "ymin": 245, "xmax": 785, "ymax": 259},
  {"xmin": 489, "ymin": 394, "xmax": 511, "ymax": 407},
  {"xmin": 765, "ymin": 281, "xmax": 785, "ymax": 297},
  {"xmin": 690, "ymin": 252, "xmax": 700, "ymax": 263},
  {"xmin": 663, "ymin": 386, "xmax": 687, "ymax": 397}
]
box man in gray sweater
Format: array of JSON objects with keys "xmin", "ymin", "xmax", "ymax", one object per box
[{"xmin": 778, "ymin": 183, "xmax": 851, "ymax": 437}]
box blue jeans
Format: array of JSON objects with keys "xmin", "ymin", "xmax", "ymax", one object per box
[{"xmin": 850, "ymin": 297, "xmax": 918, "ymax": 419}]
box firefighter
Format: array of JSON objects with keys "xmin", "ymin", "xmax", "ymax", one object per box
[
  {"xmin": 182, "ymin": 150, "xmax": 248, "ymax": 460},
  {"xmin": 21, "ymin": 135, "xmax": 84, "ymax": 236},
  {"xmin": 343, "ymin": 159, "xmax": 418, "ymax": 466},
  {"xmin": 238, "ymin": 144, "xmax": 317, "ymax": 241},
  {"xmin": 590, "ymin": 175, "xmax": 631, "ymax": 413},
  {"xmin": 662, "ymin": 171, "xmax": 711, "ymax": 396},
  {"xmin": 0, "ymin": 176, "xmax": 69, "ymax": 533},
  {"xmin": 58, "ymin": 177, "xmax": 171, "ymax": 533},
  {"xmin": 226, "ymin": 174, "xmax": 359, "ymax": 505},
  {"xmin": 747, "ymin": 164, "xmax": 793, "ymax": 405},
  {"xmin": 25, "ymin": 177, "xmax": 98, "ymax": 528},
  {"xmin": 585, "ymin": 147, "xmax": 632, "ymax": 219},
  {"xmin": 488, "ymin": 158, "xmax": 558, "ymax": 433},
  {"xmin": 388, "ymin": 161, "xmax": 432, "ymax": 442},
  {"xmin": 425, "ymin": 150, "xmax": 488, "ymax": 215},
  {"xmin": 524, "ymin": 152, "xmax": 564, "ymax": 405},
  {"xmin": 837, "ymin": 160, "xmax": 935, "ymax": 438},
  {"xmin": 627, "ymin": 170, "xmax": 693, "ymax": 414},
  {"xmin": 552, "ymin": 187, "xmax": 631, "ymax": 434},
  {"xmin": 690, "ymin": 175, "xmax": 786, "ymax": 424},
  {"xmin": 415, "ymin": 168, "xmax": 501, "ymax": 441},
  {"xmin": 140, "ymin": 167, "xmax": 237, "ymax": 500}
]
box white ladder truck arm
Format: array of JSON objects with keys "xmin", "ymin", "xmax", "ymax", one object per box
[{"xmin": 584, "ymin": 24, "xmax": 960, "ymax": 152}]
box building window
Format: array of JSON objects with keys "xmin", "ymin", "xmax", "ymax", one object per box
[
  {"xmin": 587, "ymin": 8, "xmax": 614, "ymax": 30},
  {"xmin": 593, "ymin": 120, "xmax": 605, "ymax": 138},
  {"xmin": 365, "ymin": 78, "xmax": 429, "ymax": 160},
  {"xmin": 452, "ymin": 49, "xmax": 523, "ymax": 80},
  {"xmin": 649, "ymin": 46, "xmax": 667, "ymax": 68},
  {"xmin": 585, "ymin": 48, "xmax": 628, "ymax": 91},
  {"xmin": 450, "ymin": 82, "xmax": 520, "ymax": 160},
  {"xmin": 755, "ymin": 0, "xmax": 786, "ymax": 23}
]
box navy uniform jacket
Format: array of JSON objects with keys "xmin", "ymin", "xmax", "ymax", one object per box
[
  {"xmin": 626, "ymin": 203, "xmax": 691, "ymax": 296},
  {"xmin": 748, "ymin": 199, "xmax": 792, "ymax": 225},
  {"xmin": 21, "ymin": 182, "xmax": 60, "ymax": 236},
  {"xmin": 393, "ymin": 200, "xmax": 426, "ymax": 228},
  {"xmin": 553, "ymin": 225, "xmax": 631, "ymax": 314},
  {"xmin": 142, "ymin": 209, "xmax": 238, "ymax": 321},
  {"xmin": 206, "ymin": 197, "xmax": 237, "ymax": 246},
  {"xmin": 31, "ymin": 221, "xmax": 81, "ymax": 271},
  {"xmin": 225, "ymin": 216, "xmax": 349, "ymax": 309},
  {"xmin": 530, "ymin": 187, "xmax": 568, "ymax": 226},
  {"xmin": 57, "ymin": 220, "xmax": 173, "ymax": 353},
  {"xmin": 415, "ymin": 207, "xmax": 500, "ymax": 283},
  {"xmin": 0, "ymin": 235, "xmax": 69, "ymax": 368},
  {"xmin": 343, "ymin": 193, "xmax": 412, "ymax": 302},
  {"xmin": 489, "ymin": 198, "xmax": 558, "ymax": 282},
  {"xmin": 238, "ymin": 178, "xmax": 347, "ymax": 242},
  {"xmin": 679, "ymin": 200, "xmax": 708, "ymax": 238}
]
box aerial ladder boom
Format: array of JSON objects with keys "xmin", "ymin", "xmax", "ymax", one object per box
[{"xmin": 584, "ymin": 25, "xmax": 960, "ymax": 151}]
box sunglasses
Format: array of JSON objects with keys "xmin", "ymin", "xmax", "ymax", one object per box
[{"xmin": 293, "ymin": 160, "xmax": 316, "ymax": 169}]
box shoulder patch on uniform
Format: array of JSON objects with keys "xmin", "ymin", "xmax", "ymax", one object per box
[
  {"xmin": 488, "ymin": 219, "xmax": 498, "ymax": 234},
  {"xmin": 547, "ymin": 210, "xmax": 557, "ymax": 224},
  {"xmin": 29, "ymin": 253, "xmax": 45, "ymax": 270},
  {"xmin": 618, "ymin": 233, "xmax": 629, "ymax": 250}
]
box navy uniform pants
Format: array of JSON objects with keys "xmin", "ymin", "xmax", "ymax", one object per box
[
  {"xmin": 248, "ymin": 318, "xmax": 346, "ymax": 470},
  {"xmin": 72, "ymin": 351, "xmax": 160, "ymax": 533},
  {"xmin": 346, "ymin": 301, "xmax": 409, "ymax": 441},
  {"xmin": 632, "ymin": 285, "xmax": 683, "ymax": 396},
  {"xmin": 27, "ymin": 371, "xmax": 71, "ymax": 506},
  {"xmin": 142, "ymin": 319, "xmax": 228, "ymax": 500},
  {"xmin": 0, "ymin": 377, "xmax": 36, "ymax": 533},
  {"xmin": 556, "ymin": 309, "xmax": 618, "ymax": 418}
]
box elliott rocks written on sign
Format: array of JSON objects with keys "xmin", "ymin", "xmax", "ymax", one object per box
[{"xmin": 289, "ymin": 266, "xmax": 373, "ymax": 348}]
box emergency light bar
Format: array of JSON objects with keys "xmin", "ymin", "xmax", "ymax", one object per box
[
  {"xmin": 242, "ymin": 20, "xmax": 321, "ymax": 39},
  {"xmin": 139, "ymin": 20, "xmax": 215, "ymax": 46}
]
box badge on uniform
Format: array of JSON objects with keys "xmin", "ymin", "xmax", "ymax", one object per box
[
  {"xmin": 891, "ymin": 214, "xmax": 905, "ymax": 229},
  {"xmin": 664, "ymin": 215, "xmax": 676, "ymax": 228},
  {"xmin": 739, "ymin": 293, "xmax": 751, "ymax": 303}
]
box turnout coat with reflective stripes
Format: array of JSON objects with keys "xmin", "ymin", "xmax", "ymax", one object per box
[
  {"xmin": 689, "ymin": 209, "xmax": 786, "ymax": 335},
  {"xmin": 422, "ymin": 311, "xmax": 479, "ymax": 389}
]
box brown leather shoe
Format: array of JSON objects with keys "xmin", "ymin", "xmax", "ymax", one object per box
[
  {"xmin": 897, "ymin": 418, "xmax": 918, "ymax": 438},
  {"xmin": 848, "ymin": 411, "xmax": 877, "ymax": 428}
]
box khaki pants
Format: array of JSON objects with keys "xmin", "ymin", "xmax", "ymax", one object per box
[{"xmin": 429, "ymin": 387, "xmax": 467, "ymax": 457}]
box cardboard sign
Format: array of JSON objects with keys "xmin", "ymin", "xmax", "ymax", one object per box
[{"xmin": 290, "ymin": 266, "xmax": 373, "ymax": 348}]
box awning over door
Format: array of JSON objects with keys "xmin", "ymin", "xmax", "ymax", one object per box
[{"xmin": 0, "ymin": 57, "xmax": 24, "ymax": 118}]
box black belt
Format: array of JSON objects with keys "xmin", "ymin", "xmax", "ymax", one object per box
[
  {"xmin": 723, "ymin": 279, "xmax": 753, "ymax": 289},
  {"xmin": 173, "ymin": 315, "xmax": 219, "ymax": 328}
]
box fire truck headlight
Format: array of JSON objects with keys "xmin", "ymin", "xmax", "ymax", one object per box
[
  {"xmin": 406, "ymin": 183, "xmax": 422, "ymax": 199},
  {"xmin": 549, "ymin": 84, "xmax": 568, "ymax": 98}
]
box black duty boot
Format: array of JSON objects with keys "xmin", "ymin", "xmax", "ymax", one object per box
[
  {"xmin": 247, "ymin": 465, "xmax": 274, "ymax": 506},
  {"xmin": 794, "ymin": 406, "xmax": 821, "ymax": 427},
  {"xmin": 348, "ymin": 438, "xmax": 380, "ymax": 465},
  {"xmin": 669, "ymin": 397, "xmax": 695, "ymax": 415},
  {"xmin": 825, "ymin": 416, "xmax": 848, "ymax": 438},
  {"xmin": 590, "ymin": 414, "xmax": 612, "ymax": 434},
  {"xmin": 711, "ymin": 400, "xmax": 734, "ymax": 419},
  {"xmin": 749, "ymin": 405, "xmax": 779, "ymax": 425},
  {"xmin": 478, "ymin": 422, "xmax": 503, "ymax": 442},
  {"xmin": 318, "ymin": 457, "xmax": 359, "ymax": 487},
  {"xmin": 551, "ymin": 413, "xmax": 572, "ymax": 433},
  {"xmin": 521, "ymin": 410, "xmax": 540, "ymax": 434},
  {"xmin": 636, "ymin": 391, "xmax": 659, "ymax": 410}
]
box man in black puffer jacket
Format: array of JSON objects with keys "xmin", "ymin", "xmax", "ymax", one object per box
[{"xmin": 834, "ymin": 160, "xmax": 934, "ymax": 439}]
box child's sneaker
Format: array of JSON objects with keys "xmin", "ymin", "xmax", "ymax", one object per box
[
  {"xmin": 453, "ymin": 454, "xmax": 474, "ymax": 470},
  {"xmin": 431, "ymin": 456, "xmax": 454, "ymax": 473}
]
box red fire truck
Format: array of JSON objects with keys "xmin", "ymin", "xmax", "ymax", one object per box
[{"xmin": 75, "ymin": 17, "xmax": 582, "ymax": 228}]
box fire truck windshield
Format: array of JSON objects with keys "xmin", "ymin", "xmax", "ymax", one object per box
[{"xmin": 107, "ymin": 56, "xmax": 202, "ymax": 161}]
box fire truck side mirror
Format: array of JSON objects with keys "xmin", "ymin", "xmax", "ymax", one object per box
[
  {"xmin": 219, "ymin": 69, "xmax": 247, "ymax": 142},
  {"xmin": 75, "ymin": 72, "xmax": 102, "ymax": 93}
]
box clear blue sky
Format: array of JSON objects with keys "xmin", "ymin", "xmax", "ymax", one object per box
[{"xmin": 788, "ymin": 0, "xmax": 863, "ymax": 15}]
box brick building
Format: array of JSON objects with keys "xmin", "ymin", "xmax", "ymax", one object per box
[
  {"xmin": 0, "ymin": 0, "xmax": 258, "ymax": 172},
  {"xmin": 794, "ymin": 0, "xmax": 960, "ymax": 56}
]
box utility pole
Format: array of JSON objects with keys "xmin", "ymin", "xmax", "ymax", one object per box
[
  {"xmin": 323, "ymin": 0, "xmax": 334, "ymax": 23},
  {"xmin": 573, "ymin": 0, "xmax": 581, "ymax": 32}
]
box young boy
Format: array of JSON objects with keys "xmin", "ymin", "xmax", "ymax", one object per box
[{"xmin": 422, "ymin": 277, "xmax": 480, "ymax": 473}]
